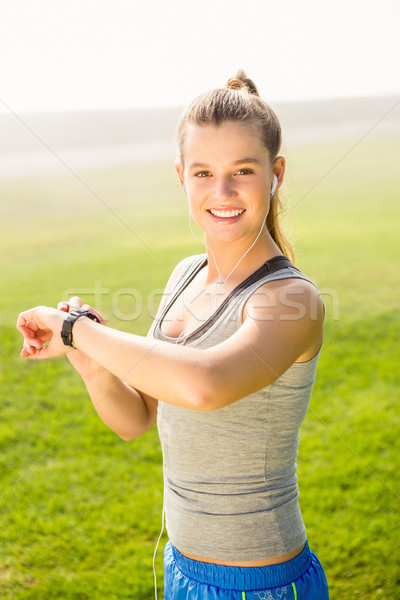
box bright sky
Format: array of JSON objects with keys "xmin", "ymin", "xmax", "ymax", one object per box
[{"xmin": 0, "ymin": 0, "xmax": 399, "ymax": 115}]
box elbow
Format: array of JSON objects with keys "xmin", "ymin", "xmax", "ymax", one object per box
[
  {"xmin": 118, "ymin": 428, "xmax": 150, "ymax": 441},
  {"xmin": 115, "ymin": 420, "xmax": 155, "ymax": 441},
  {"xmin": 187, "ymin": 362, "xmax": 229, "ymax": 412},
  {"xmin": 194, "ymin": 393, "xmax": 230, "ymax": 413},
  {"xmin": 100, "ymin": 421, "xmax": 141, "ymax": 442},
  {"xmin": 116, "ymin": 428, "xmax": 138, "ymax": 441},
  {"xmin": 119, "ymin": 432, "xmax": 136, "ymax": 442},
  {"xmin": 189, "ymin": 390, "xmax": 214, "ymax": 412}
]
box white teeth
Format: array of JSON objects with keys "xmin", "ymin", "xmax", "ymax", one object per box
[{"xmin": 209, "ymin": 209, "xmax": 245, "ymax": 218}]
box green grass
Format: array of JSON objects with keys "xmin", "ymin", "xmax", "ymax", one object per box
[{"xmin": 1, "ymin": 131, "xmax": 400, "ymax": 599}]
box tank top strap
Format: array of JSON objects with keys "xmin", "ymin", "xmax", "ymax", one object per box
[
  {"xmin": 156, "ymin": 254, "xmax": 207, "ymax": 326},
  {"xmin": 154, "ymin": 254, "xmax": 320, "ymax": 345},
  {"xmin": 229, "ymin": 262, "xmax": 320, "ymax": 329},
  {"xmin": 192, "ymin": 260, "xmax": 319, "ymax": 342}
]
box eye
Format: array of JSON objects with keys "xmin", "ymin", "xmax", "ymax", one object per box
[
  {"xmin": 195, "ymin": 170, "xmax": 211, "ymax": 177},
  {"xmin": 236, "ymin": 168, "xmax": 254, "ymax": 175}
]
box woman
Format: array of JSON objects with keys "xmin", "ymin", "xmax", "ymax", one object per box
[{"xmin": 17, "ymin": 71, "xmax": 329, "ymax": 599}]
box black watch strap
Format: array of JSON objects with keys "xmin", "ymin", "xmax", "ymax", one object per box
[{"xmin": 61, "ymin": 308, "xmax": 101, "ymax": 348}]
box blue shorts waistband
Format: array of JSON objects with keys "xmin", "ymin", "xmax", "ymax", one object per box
[{"xmin": 170, "ymin": 541, "xmax": 312, "ymax": 591}]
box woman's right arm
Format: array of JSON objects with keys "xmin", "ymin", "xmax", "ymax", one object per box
[
  {"xmin": 65, "ymin": 258, "xmax": 188, "ymax": 440},
  {"xmin": 82, "ymin": 369, "xmax": 158, "ymax": 441}
]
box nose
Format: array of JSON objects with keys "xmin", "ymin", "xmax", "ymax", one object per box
[{"xmin": 212, "ymin": 176, "xmax": 236, "ymax": 201}]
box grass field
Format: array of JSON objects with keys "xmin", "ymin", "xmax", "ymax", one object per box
[{"xmin": 1, "ymin": 130, "xmax": 400, "ymax": 599}]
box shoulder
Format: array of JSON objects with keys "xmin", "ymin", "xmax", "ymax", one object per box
[
  {"xmin": 244, "ymin": 273, "xmax": 324, "ymax": 324},
  {"xmin": 204, "ymin": 273, "xmax": 324, "ymax": 406},
  {"xmin": 242, "ymin": 276, "xmax": 324, "ymax": 360},
  {"xmin": 166, "ymin": 253, "xmax": 205, "ymax": 289},
  {"xmin": 156, "ymin": 254, "xmax": 206, "ymax": 315}
]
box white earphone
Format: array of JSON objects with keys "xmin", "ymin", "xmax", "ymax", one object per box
[{"xmin": 270, "ymin": 174, "xmax": 278, "ymax": 199}]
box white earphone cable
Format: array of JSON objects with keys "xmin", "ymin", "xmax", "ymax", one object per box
[
  {"xmin": 152, "ymin": 502, "xmax": 165, "ymax": 600},
  {"xmin": 153, "ymin": 401, "xmax": 166, "ymax": 600},
  {"xmin": 152, "ymin": 184, "xmax": 275, "ymax": 597},
  {"xmin": 175, "ymin": 207, "xmax": 268, "ymax": 345}
]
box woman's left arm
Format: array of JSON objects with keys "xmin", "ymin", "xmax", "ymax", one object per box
[{"xmin": 17, "ymin": 278, "xmax": 324, "ymax": 411}]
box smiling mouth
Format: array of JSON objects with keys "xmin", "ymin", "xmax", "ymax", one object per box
[{"xmin": 208, "ymin": 209, "xmax": 245, "ymax": 218}]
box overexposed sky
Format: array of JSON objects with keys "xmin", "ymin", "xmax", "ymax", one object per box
[{"xmin": 0, "ymin": 0, "xmax": 399, "ymax": 115}]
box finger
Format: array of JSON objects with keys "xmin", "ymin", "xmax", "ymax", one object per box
[
  {"xmin": 18, "ymin": 322, "xmax": 38, "ymax": 339},
  {"xmin": 19, "ymin": 340, "xmax": 46, "ymax": 360},
  {"xmin": 69, "ymin": 296, "xmax": 83, "ymax": 309},
  {"xmin": 36, "ymin": 330, "xmax": 52, "ymax": 343},
  {"xmin": 16, "ymin": 308, "xmax": 55, "ymax": 344},
  {"xmin": 22, "ymin": 336, "xmax": 42, "ymax": 349},
  {"xmin": 25, "ymin": 320, "xmax": 48, "ymax": 343},
  {"xmin": 20, "ymin": 321, "xmax": 51, "ymax": 346},
  {"xmin": 81, "ymin": 304, "xmax": 105, "ymax": 325},
  {"xmin": 27, "ymin": 343, "xmax": 63, "ymax": 361},
  {"xmin": 16, "ymin": 307, "xmax": 42, "ymax": 335},
  {"xmin": 20, "ymin": 345, "xmax": 35, "ymax": 358},
  {"xmin": 21, "ymin": 338, "xmax": 45, "ymax": 355},
  {"xmin": 26, "ymin": 319, "xmax": 40, "ymax": 332},
  {"xmin": 58, "ymin": 301, "xmax": 70, "ymax": 312},
  {"xmin": 27, "ymin": 332, "xmax": 50, "ymax": 347},
  {"xmin": 21, "ymin": 325, "xmax": 36, "ymax": 339}
]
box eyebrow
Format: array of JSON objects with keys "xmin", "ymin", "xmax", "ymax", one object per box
[{"xmin": 188, "ymin": 158, "xmax": 262, "ymax": 170}]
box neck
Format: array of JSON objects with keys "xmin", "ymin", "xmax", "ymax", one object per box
[{"xmin": 203, "ymin": 229, "xmax": 283, "ymax": 285}]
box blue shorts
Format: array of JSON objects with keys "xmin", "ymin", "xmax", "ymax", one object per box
[{"xmin": 164, "ymin": 540, "xmax": 329, "ymax": 599}]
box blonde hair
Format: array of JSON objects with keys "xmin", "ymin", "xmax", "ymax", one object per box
[{"xmin": 176, "ymin": 69, "xmax": 294, "ymax": 263}]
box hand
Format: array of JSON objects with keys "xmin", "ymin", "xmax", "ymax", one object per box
[
  {"xmin": 57, "ymin": 296, "xmax": 107, "ymax": 379},
  {"xmin": 17, "ymin": 305, "xmax": 69, "ymax": 360},
  {"xmin": 57, "ymin": 296, "xmax": 106, "ymax": 326}
]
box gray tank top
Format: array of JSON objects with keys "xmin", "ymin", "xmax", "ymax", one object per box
[{"xmin": 151, "ymin": 254, "xmax": 322, "ymax": 561}]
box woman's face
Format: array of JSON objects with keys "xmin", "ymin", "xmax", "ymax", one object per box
[{"xmin": 176, "ymin": 121, "xmax": 282, "ymax": 246}]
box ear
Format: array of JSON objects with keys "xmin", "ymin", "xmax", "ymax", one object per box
[
  {"xmin": 272, "ymin": 156, "xmax": 286, "ymax": 189},
  {"xmin": 174, "ymin": 161, "xmax": 185, "ymax": 188}
]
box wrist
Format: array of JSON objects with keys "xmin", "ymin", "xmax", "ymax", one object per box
[{"xmin": 61, "ymin": 308, "xmax": 101, "ymax": 348}]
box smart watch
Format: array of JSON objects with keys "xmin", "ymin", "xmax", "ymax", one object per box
[{"xmin": 61, "ymin": 308, "xmax": 101, "ymax": 348}]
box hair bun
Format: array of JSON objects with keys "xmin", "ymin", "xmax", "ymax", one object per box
[
  {"xmin": 226, "ymin": 78, "xmax": 246, "ymax": 91},
  {"xmin": 226, "ymin": 69, "xmax": 259, "ymax": 96}
]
